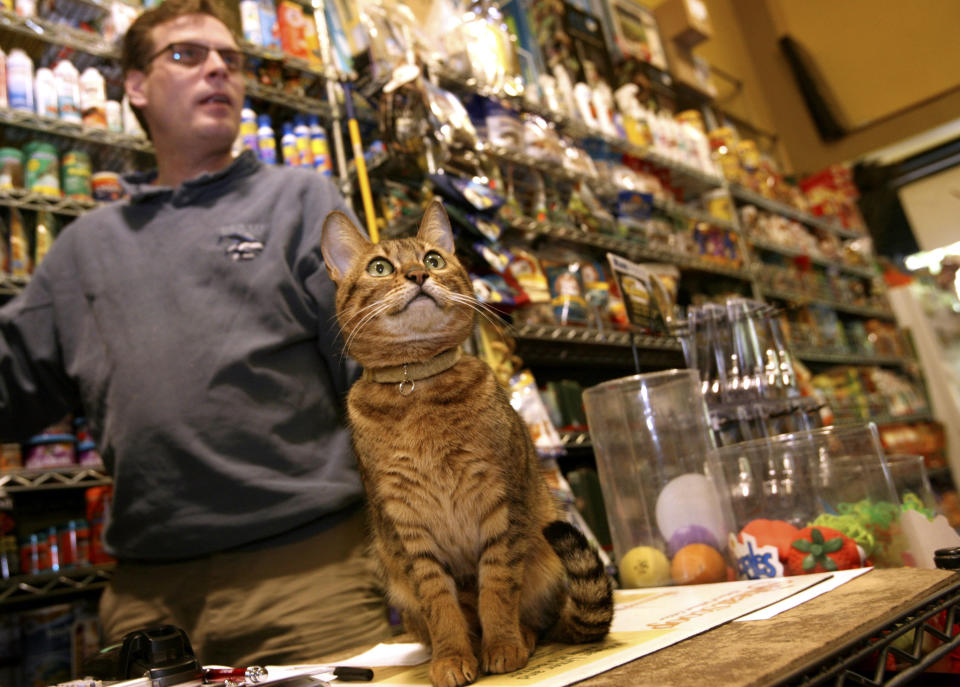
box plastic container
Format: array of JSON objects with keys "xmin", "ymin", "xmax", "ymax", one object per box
[
  {"xmin": 34, "ymin": 67, "xmax": 58, "ymax": 118},
  {"xmin": 6, "ymin": 48, "xmax": 35, "ymax": 112},
  {"xmin": 256, "ymin": 114, "xmax": 276, "ymax": 165},
  {"xmin": 280, "ymin": 121, "xmax": 298, "ymax": 166},
  {"xmin": 582, "ymin": 369, "xmax": 736, "ymax": 587},
  {"xmin": 293, "ymin": 115, "xmax": 313, "ymax": 168},
  {"xmin": 23, "ymin": 433, "xmax": 76, "ymax": 469},
  {"xmin": 79, "ymin": 67, "xmax": 107, "ymax": 129},
  {"xmin": 712, "ymin": 423, "xmax": 903, "ymax": 578},
  {"xmin": 240, "ymin": 100, "xmax": 258, "ymax": 154},
  {"xmin": 0, "ymin": 47, "xmax": 8, "ymax": 109},
  {"xmin": 105, "ymin": 100, "xmax": 123, "ymax": 133},
  {"xmin": 53, "ymin": 60, "xmax": 81, "ymax": 124},
  {"xmin": 76, "ymin": 440, "xmax": 102, "ymax": 466},
  {"xmin": 308, "ymin": 114, "xmax": 332, "ymax": 176}
]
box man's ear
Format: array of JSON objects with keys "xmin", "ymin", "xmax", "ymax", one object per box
[
  {"xmin": 321, "ymin": 211, "xmax": 370, "ymax": 284},
  {"xmin": 125, "ymin": 70, "xmax": 148, "ymax": 109}
]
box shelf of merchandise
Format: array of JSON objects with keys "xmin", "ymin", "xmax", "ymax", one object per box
[
  {"xmin": 728, "ymin": 183, "xmax": 864, "ymax": 239},
  {"xmin": 240, "ymin": 42, "xmax": 324, "ymax": 77},
  {"xmin": 0, "ymin": 9, "xmax": 118, "ymax": 58},
  {"xmin": 0, "ymin": 563, "xmax": 115, "ymax": 608},
  {"xmin": 0, "ymin": 106, "xmax": 154, "ymax": 154},
  {"xmin": 831, "ymin": 411, "xmax": 935, "ymax": 427},
  {"xmin": 508, "ymin": 322, "xmax": 683, "ymax": 370},
  {"xmin": 792, "ymin": 349, "xmax": 912, "ymax": 367},
  {"xmin": 748, "ymin": 236, "xmax": 877, "ymax": 280},
  {"xmin": 0, "ymin": 464, "xmax": 111, "ymax": 492},
  {"xmin": 559, "ymin": 431, "xmax": 592, "ymax": 450},
  {"xmin": 503, "ymin": 214, "xmax": 751, "ymax": 281},
  {"xmin": 758, "ymin": 286, "xmax": 896, "ymax": 320},
  {"xmin": 0, "ymin": 187, "xmax": 102, "ymax": 217}
]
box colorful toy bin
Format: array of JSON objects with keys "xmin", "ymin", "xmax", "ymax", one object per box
[
  {"xmin": 582, "ymin": 369, "xmax": 737, "ymax": 588},
  {"xmin": 711, "ymin": 423, "xmax": 908, "ymax": 579}
]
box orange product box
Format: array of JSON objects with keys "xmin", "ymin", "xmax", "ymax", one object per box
[{"xmin": 276, "ymin": 0, "xmax": 311, "ymax": 60}]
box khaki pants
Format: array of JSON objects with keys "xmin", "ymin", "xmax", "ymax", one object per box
[{"xmin": 99, "ymin": 510, "xmax": 393, "ymax": 666}]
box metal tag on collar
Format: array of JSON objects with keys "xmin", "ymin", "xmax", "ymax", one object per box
[{"xmin": 398, "ymin": 363, "xmax": 415, "ymax": 395}]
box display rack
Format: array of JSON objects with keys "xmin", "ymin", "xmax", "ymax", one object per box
[
  {"xmin": 0, "ymin": 465, "xmax": 111, "ymax": 492},
  {"xmin": 0, "ymin": 564, "xmax": 115, "ymax": 608}
]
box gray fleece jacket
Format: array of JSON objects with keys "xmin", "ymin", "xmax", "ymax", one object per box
[{"xmin": 0, "ymin": 151, "xmax": 366, "ymax": 560}]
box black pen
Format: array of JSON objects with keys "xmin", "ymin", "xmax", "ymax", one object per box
[{"xmin": 203, "ymin": 665, "xmax": 374, "ymax": 683}]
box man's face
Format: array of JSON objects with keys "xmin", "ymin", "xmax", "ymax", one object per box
[{"xmin": 126, "ymin": 13, "xmax": 244, "ymax": 152}]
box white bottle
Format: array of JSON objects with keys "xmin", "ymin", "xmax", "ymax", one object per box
[
  {"xmin": 105, "ymin": 100, "xmax": 123, "ymax": 132},
  {"xmin": 256, "ymin": 114, "xmax": 276, "ymax": 165},
  {"xmin": 6, "ymin": 48, "xmax": 34, "ymax": 113},
  {"xmin": 54, "ymin": 60, "xmax": 81, "ymax": 124},
  {"xmin": 293, "ymin": 116, "xmax": 313, "ymax": 169},
  {"xmin": 34, "ymin": 67, "xmax": 58, "ymax": 118},
  {"xmin": 79, "ymin": 67, "xmax": 107, "ymax": 129},
  {"xmin": 0, "ymin": 48, "xmax": 8, "ymax": 109},
  {"xmin": 121, "ymin": 95, "xmax": 145, "ymax": 137}
]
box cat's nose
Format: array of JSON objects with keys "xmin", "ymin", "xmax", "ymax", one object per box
[{"xmin": 406, "ymin": 268, "xmax": 429, "ymax": 285}]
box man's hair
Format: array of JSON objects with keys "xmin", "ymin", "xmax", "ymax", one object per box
[{"xmin": 120, "ymin": 0, "xmax": 239, "ymax": 138}]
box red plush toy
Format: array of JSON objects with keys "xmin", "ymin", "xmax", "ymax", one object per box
[{"xmin": 786, "ymin": 526, "xmax": 861, "ymax": 575}]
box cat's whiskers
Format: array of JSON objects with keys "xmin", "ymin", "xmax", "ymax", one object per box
[
  {"xmin": 436, "ymin": 287, "xmax": 508, "ymax": 334},
  {"xmin": 341, "ymin": 297, "xmax": 399, "ymax": 360}
]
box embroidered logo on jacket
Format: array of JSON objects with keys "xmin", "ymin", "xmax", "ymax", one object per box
[{"xmin": 219, "ymin": 232, "xmax": 265, "ymax": 261}]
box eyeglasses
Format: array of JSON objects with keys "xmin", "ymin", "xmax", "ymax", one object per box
[{"xmin": 146, "ymin": 41, "xmax": 245, "ymax": 72}]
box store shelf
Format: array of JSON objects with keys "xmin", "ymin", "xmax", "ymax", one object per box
[
  {"xmin": 729, "ymin": 184, "xmax": 865, "ymax": 239},
  {"xmin": 244, "ymin": 79, "xmax": 331, "ymax": 117},
  {"xmin": 0, "ymin": 563, "xmax": 114, "ymax": 608},
  {"xmin": 792, "ymin": 349, "xmax": 911, "ymax": 367},
  {"xmin": 504, "ymin": 215, "xmax": 751, "ymax": 281},
  {"xmin": 0, "ymin": 464, "xmax": 111, "ymax": 492},
  {"xmin": 0, "ymin": 106, "xmax": 154, "ymax": 154},
  {"xmin": 509, "ymin": 322, "xmax": 680, "ymax": 350},
  {"xmin": 509, "ymin": 322, "xmax": 683, "ymax": 370},
  {"xmin": 653, "ymin": 197, "xmax": 737, "ymax": 232},
  {"xmin": 832, "ymin": 411, "xmax": 934, "ymax": 427},
  {"xmin": 241, "ymin": 42, "xmax": 324, "ymax": 77},
  {"xmin": 759, "ymin": 286, "xmax": 895, "ymax": 319},
  {"xmin": 749, "ymin": 237, "xmax": 877, "ymax": 279},
  {"xmin": 0, "ymin": 9, "xmax": 118, "ymax": 58},
  {"xmin": 0, "ymin": 188, "xmax": 102, "ymax": 217},
  {"xmin": 560, "ymin": 431, "xmax": 592, "ymax": 450}
]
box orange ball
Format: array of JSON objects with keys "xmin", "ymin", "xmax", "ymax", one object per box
[{"xmin": 670, "ymin": 543, "xmax": 728, "ymax": 585}]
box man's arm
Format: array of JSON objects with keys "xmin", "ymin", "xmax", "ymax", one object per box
[{"xmin": 0, "ymin": 268, "xmax": 79, "ymax": 441}]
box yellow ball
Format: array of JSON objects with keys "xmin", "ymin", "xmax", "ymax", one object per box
[{"xmin": 619, "ymin": 546, "xmax": 671, "ymax": 587}]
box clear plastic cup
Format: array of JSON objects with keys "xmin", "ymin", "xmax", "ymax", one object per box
[{"xmin": 583, "ymin": 369, "xmax": 735, "ymax": 587}]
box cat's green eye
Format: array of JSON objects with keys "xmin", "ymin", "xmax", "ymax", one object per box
[
  {"xmin": 424, "ymin": 251, "xmax": 446, "ymax": 270},
  {"xmin": 366, "ymin": 257, "xmax": 394, "ymax": 277}
]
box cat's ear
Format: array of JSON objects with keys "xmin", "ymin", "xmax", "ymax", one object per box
[
  {"xmin": 321, "ymin": 211, "xmax": 370, "ymax": 283},
  {"xmin": 417, "ymin": 200, "xmax": 455, "ymax": 254}
]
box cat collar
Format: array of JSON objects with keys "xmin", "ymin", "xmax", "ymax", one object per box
[{"xmin": 362, "ymin": 347, "xmax": 463, "ymax": 395}]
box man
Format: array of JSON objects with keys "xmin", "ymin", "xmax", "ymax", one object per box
[{"xmin": 0, "ymin": 0, "xmax": 392, "ymax": 666}]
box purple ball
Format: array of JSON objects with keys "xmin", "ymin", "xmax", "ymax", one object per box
[{"xmin": 667, "ymin": 524, "xmax": 720, "ymax": 558}]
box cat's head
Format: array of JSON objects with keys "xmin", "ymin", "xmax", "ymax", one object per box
[{"xmin": 321, "ymin": 200, "xmax": 477, "ymax": 368}]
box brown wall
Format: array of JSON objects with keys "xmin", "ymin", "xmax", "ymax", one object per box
[{"xmin": 634, "ymin": 0, "xmax": 960, "ymax": 174}]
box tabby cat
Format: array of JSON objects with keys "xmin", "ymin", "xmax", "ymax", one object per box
[{"xmin": 320, "ymin": 200, "xmax": 613, "ymax": 687}]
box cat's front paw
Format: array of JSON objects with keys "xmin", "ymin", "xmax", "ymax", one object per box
[
  {"xmin": 481, "ymin": 639, "xmax": 531, "ymax": 674},
  {"xmin": 430, "ymin": 653, "xmax": 479, "ymax": 687}
]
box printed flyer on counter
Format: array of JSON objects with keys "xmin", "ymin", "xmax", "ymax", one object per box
[{"xmin": 271, "ymin": 570, "xmax": 869, "ymax": 687}]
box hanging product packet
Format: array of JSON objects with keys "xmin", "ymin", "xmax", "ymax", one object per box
[
  {"xmin": 540, "ymin": 257, "xmax": 588, "ymax": 326},
  {"xmin": 508, "ymin": 369, "xmax": 565, "ymax": 458},
  {"xmin": 644, "ymin": 263, "xmax": 681, "ymax": 333},
  {"xmin": 505, "ymin": 246, "xmax": 554, "ymax": 325},
  {"xmin": 605, "ymin": 252, "xmax": 659, "ymax": 333}
]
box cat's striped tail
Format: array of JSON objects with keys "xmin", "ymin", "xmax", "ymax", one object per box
[{"xmin": 542, "ymin": 520, "xmax": 614, "ymax": 643}]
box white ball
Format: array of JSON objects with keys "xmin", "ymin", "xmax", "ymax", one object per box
[{"xmin": 655, "ymin": 473, "xmax": 729, "ymax": 545}]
